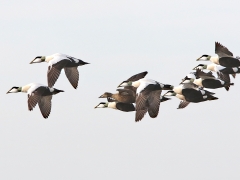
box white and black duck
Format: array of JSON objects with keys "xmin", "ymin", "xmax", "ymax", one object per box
[
  {"xmin": 7, "ymin": 83, "xmax": 64, "ymax": 118},
  {"xmin": 118, "ymin": 78, "xmax": 172, "ymax": 122},
  {"xmin": 30, "ymin": 53, "xmax": 89, "ymax": 89},
  {"xmin": 164, "ymin": 89, "xmax": 218, "ymax": 109},
  {"xmin": 197, "ymin": 42, "xmax": 240, "ymax": 67}
]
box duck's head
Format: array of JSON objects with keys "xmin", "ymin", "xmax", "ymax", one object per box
[
  {"xmin": 197, "ymin": 54, "xmax": 211, "ymax": 61},
  {"xmin": 29, "ymin": 56, "xmax": 46, "ymax": 64},
  {"xmin": 193, "ymin": 64, "xmax": 207, "ymax": 70},
  {"xmin": 180, "ymin": 77, "xmax": 194, "ymax": 84},
  {"xmin": 180, "ymin": 73, "xmax": 196, "ymax": 84},
  {"xmin": 160, "ymin": 96, "xmax": 171, "ymax": 102},
  {"xmin": 99, "ymin": 92, "xmax": 112, "ymax": 98},
  {"xmin": 52, "ymin": 88, "xmax": 64, "ymax": 94},
  {"xmin": 118, "ymin": 81, "xmax": 132, "ymax": 87},
  {"xmin": 163, "ymin": 90, "xmax": 176, "ymax": 97},
  {"xmin": 6, "ymin": 86, "xmax": 22, "ymax": 94},
  {"xmin": 95, "ymin": 102, "xmax": 108, "ymax": 108}
]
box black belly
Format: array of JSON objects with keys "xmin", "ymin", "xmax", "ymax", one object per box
[
  {"xmin": 35, "ymin": 87, "xmax": 52, "ymax": 96},
  {"xmin": 219, "ymin": 57, "xmax": 240, "ymax": 67},
  {"xmin": 65, "ymin": 60, "xmax": 80, "ymax": 67},
  {"xmin": 182, "ymin": 89, "xmax": 204, "ymax": 102},
  {"xmin": 202, "ymin": 79, "xmax": 222, "ymax": 89},
  {"xmin": 144, "ymin": 84, "xmax": 162, "ymax": 91}
]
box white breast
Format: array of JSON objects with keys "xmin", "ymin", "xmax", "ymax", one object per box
[
  {"xmin": 176, "ymin": 94, "xmax": 185, "ymax": 100},
  {"xmin": 108, "ymin": 102, "xmax": 117, "ymax": 109},
  {"xmin": 173, "ymin": 85, "xmax": 183, "ymax": 94},
  {"xmin": 207, "ymin": 64, "xmax": 217, "ymax": 72}
]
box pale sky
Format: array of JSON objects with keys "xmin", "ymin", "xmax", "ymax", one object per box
[{"xmin": 1, "ymin": 0, "xmax": 240, "ymax": 179}]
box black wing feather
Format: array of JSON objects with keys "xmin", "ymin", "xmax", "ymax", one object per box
[
  {"xmin": 127, "ymin": 71, "xmax": 148, "ymax": 81},
  {"xmin": 215, "ymin": 42, "xmax": 233, "ymax": 57}
]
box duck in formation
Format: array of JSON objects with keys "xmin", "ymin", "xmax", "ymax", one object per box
[
  {"xmin": 197, "ymin": 42, "xmax": 240, "ymax": 67},
  {"xmin": 30, "ymin": 53, "xmax": 89, "ymax": 89},
  {"xmin": 7, "ymin": 83, "xmax": 64, "ymax": 118},
  {"xmin": 118, "ymin": 76, "xmax": 172, "ymax": 122}
]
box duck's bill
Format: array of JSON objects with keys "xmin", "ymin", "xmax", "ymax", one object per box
[
  {"xmin": 29, "ymin": 57, "xmax": 42, "ymax": 64},
  {"xmin": 99, "ymin": 94, "xmax": 105, "ymax": 98}
]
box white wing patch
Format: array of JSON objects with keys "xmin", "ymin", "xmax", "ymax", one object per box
[
  {"xmin": 232, "ymin": 67, "xmax": 238, "ymax": 72},
  {"xmin": 48, "ymin": 55, "xmax": 70, "ymax": 67},
  {"xmin": 136, "ymin": 78, "xmax": 157, "ymax": 94},
  {"xmin": 26, "ymin": 83, "xmax": 44, "ymax": 95}
]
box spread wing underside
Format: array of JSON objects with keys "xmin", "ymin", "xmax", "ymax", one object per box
[
  {"xmin": 64, "ymin": 67, "xmax": 79, "ymax": 89},
  {"xmin": 47, "ymin": 60, "xmax": 69, "ymax": 87}
]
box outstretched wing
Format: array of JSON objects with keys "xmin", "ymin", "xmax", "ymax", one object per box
[
  {"xmin": 177, "ymin": 101, "xmax": 190, "ymax": 109},
  {"xmin": 195, "ymin": 69, "xmax": 216, "ymax": 79},
  {"xmin": 217, "ymin": 71, "xmax": 230, "ymax": 83},
  {"xmin": 28, "ymin": 87, "xmax": 47, "ymax": 111},
  {"xmin": 28, "ymin": 94, "xmax": 41, "ymax": 111},
  {"xmin": 147, "ymin": 90, "xmax": 162, "ymax": 118},
  {"xmin": 116, "ymin": 88, "xmax": 135, "ymax": 96},
  {"xmin": 38, "ymin": 96, "xmax": 52, "ymax": 119},
  {"xmin": 215, "ymin": 42, "xmax": 233, "ymax": 57},
  {"xmin": 64, "ymin": 67, "xmax": 79, "ymax": 89},
  {"xmin": 135, "ymin": 109, "xmax": 148, "ymax": 122},
  {"xmin": 135, "ymin": 90, "xmax": 149, "ymax": 111},
  {"xmin": 135, "ymin": 90, "xmax": 149, "ymax": 122},
  {"xmin": 47, "ymin": 60, "xmax": 69, "ymax": 87},
  {"xmin": 127, "ymin": 71, "xmax": 148, "ymax": 81}
]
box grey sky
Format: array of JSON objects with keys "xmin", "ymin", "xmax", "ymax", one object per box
[{"xmin": 1, "ymin": 0, "xmax": 240, "ymax": 179}]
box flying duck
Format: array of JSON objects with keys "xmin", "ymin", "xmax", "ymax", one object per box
[
  {"xmin": 95, "ymin": 95, "xmax": 170, "ymax": 113},
  {"xmin": 99, "ymin": 88, "xmax": 136, "ymax": 103},
  {"xmin": 197, "ymin": 42, "xmax": 240, "ymax": 67},
  {"xmin": 164, "ymin": 89, "xmax": 218, "ymax": 109},
  {"xmin": 6, "ymin": 83, "xmax": 64, "ymax": 118},
  {"xmin": 118, "ymin": 78, "xmax": 172, "ymax": 122},
  {"xmin": 30, "ymin": 53, "xmax": 89, "ymax": 89},
  {"xmin": 95, "ymin": 97, "xmax": 135, "ymax": 112},
  {"xmin": 182, "ymin": 77, "xmax": 233, "ymax": 91},
  {"xmin": 180, "ymin": 71, "xmax": 218, "ymax": 84},
  {"xmin": 170, "ymin": 82, "xmax": 214, "ymax": 95},
  {"xmin": 194, "ymin": 64, "xmax": 238, "ymax": 78}
]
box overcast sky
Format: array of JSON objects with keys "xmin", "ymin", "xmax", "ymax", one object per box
[{"xmin": 1, "ymin": 0, "xmax": 240, "ymax": 179}]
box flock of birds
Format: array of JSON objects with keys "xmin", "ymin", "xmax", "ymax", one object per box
[{"xmin": 6, "ymin": 42, "xmax": 239, "ymax": 122}]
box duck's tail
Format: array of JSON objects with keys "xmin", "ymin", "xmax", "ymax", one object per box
[{"xmin": 224, "ymin": 83, "xmax": 234, "ymax": 91}]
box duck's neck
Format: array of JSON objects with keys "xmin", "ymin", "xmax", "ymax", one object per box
[
  {"xmin": 21, "ymin": 85, "xmax": 31, "ymax": 93},
  {"xmin": 45, "ymin": 55, "xmax": 54, "ymax": 63}
]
